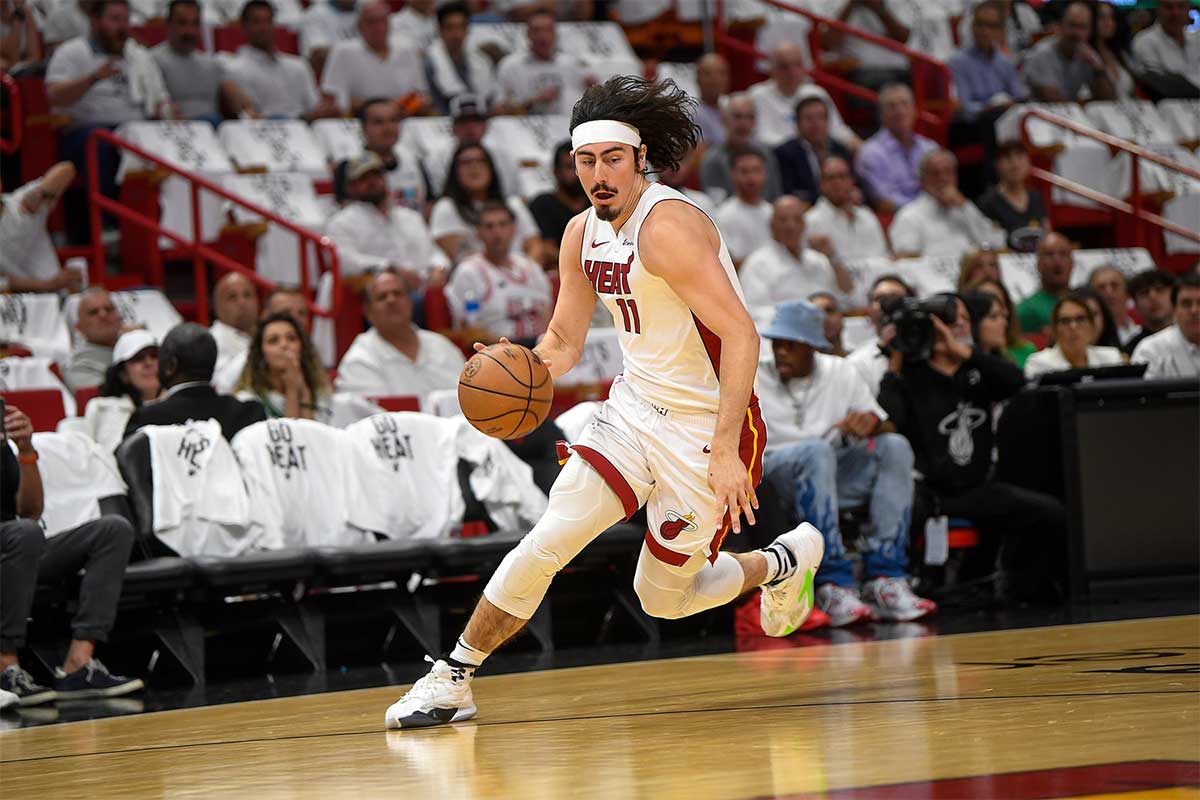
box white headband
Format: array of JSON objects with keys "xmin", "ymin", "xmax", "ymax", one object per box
[{"xmin": 571, "ymin": 120, "xmax": 642, "ymax": 152}]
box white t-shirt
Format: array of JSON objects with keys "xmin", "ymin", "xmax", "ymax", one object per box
[
  {"xmin": 1131, "ymin": 325, "xmax": 1200, "ymax": 379},
  {"xmin": 889, "ymin": 192, "xmax": 1004, "ymax": 258},
  {"xmin": 428, "ymin": 196, "xmax": 538, "ymax": 263},
  {"xmin": 210, "ymin": 320, "xmax": 251, "ymax": 385},
  {"xmin": 1131, "ymin": 23, "xmax": 1200, "ymax": 89},
  {"xmin": 45, "ymin": 37, "xmax": 147, "ymax": 125},
  {"xmin": 804, "ymin": 197, "xmax": 890, "ymax": 262},
  {"xmin": 495, "ymin": 51, "xmax": 587, "ymax": 116},
  {"xmin": 323, "ymin": 202, "xmax": 449, "ymax": 278},
  {"xmin": 78, "ymin": 394, "xmax": 136, "ymax": 453},
  {"xmin": 334, "ymin": 327, "xmax": 465, "ymax": 402},
  {"xmin": 746, "ymin": 78, "xmax": 856, "ymax": 149},
  {"xmin": 846, "ymin": 336, "xmax": 888, "ymax": 397},
  {"xmin": 756, "ymin": 352, "xmax": 887, "ymax": 450},
  {"xmin": 842, "ymin": 1, "xmax": 955, "ymax": 70},
  {"xmin": 298, "ymin": 1, "xmax": 359, "ymax": 57},
  {"xmin": 713, "ymin": 196, "xmax": 772, "ymax": 263},
  {"xmin": 319, "ymin": 38, "xmax": 429, "ymax": 111},
  {"xmin": 1025, "ymin": 344, "xmax": 1124, "ymax": 378},
  {"xmin": 739, "ymin": 239, "xmax": 841, "ymax": 314},
  {"xmin": 224, "ymin": 46, "xmax": 320, "ymax": 119},
  {"xmin": 445, "ymin": 251, "xmax": 552, "ymax": 341},
  {"xmin": 0, "ymin": 183, "xmax": 60, "ymax": 283},
  {"xmin": 389, "ymin": 6, "xmax": 438, "ymax": 49}
]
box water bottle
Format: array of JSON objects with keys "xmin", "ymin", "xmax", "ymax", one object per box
[{"xmin": 464, "ymin": 293, "xmax": 481, "ymax": 328}]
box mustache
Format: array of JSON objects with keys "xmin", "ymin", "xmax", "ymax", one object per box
[{"xmin": 591, "ymin": 184, "xmax": 617, "ymax": 195}]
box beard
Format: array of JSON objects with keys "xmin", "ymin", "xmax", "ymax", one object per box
[
  {"xmin": 591, "ymin": 183, "xmax": 620, "ymax": 221},
  {"xmin": 362, "ymin": 190, "xmax": 387, "ymax": 206}
]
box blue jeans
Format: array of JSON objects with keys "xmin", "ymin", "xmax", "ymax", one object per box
[{"xmin": 762, "ymin": 434, "xmax": 914, "ymax": 587}]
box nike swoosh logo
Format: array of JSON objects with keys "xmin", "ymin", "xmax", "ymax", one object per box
[
  {"xmin": 591, "ymin": 239, "xmax": 610, "ymax": 248},
  {"xmin": 702, "ymin": 445, "xmax": 711, "ymax": 454}
]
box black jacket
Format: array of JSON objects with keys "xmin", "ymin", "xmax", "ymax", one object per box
[
  {"xmin": 774, "ymin": 136, "xmax": 853, "ymax": 204},
  {"xmin": 123, "ymin": 384, "xmax": 267, "ymax": 443},
  {"xmin": 877, "ymin": 349, "xmax": 1026, "ymax": 497}
]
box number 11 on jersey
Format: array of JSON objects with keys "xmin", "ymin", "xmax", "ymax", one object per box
[{"xmin": 616, "ymin": 298, "xmax": 641, "ymax": 334}]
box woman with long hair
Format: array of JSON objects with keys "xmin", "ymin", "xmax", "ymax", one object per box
[
  {"xmin": 1073, "ymin": 285, "xmax": 1122, "ymax": 349},
  {"xmin": 429, "ymin": 142, "xmax": 539, "ymax": 265},
  {"xmin": 83, "ymin": 329, "xmax": 160, "ymax": 450},
  {"xmin": 235, "ymin": 312, "xmax": 332, "ymax": 422},
  {"xmin": 1092, "ymin": 1, "xmax": 1136, "ymax": 99},
  {"xmin": 1025, "ymin": 292, "xmax": 1125, "ymax": 378},
  {"xmin": 964, "ymin": 277, "xmax": 1037, "ymax": 367}
]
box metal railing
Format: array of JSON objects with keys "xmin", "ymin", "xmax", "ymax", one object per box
[
  {"xmin": 713, "ymin": 0, "xmax": 954, "ymax": 139},
  {"xmin": 86, "ymin": 128, "xmax": 342, "ymax": 324},
  {"xmin": 0, "ymin": 73, "xmax": 22, "ymax": 154},
  {"xmin": 1019, "ymin": 107, "xmax": 1200, "ymax": 250}
]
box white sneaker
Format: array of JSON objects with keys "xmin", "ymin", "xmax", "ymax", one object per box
[
  {"xmin": 816, "ymin": 583, "xmax": 875, "ymax": 627},
  {"xmin": 0, "ymin": 687, "xmax": 17, "ymax": 711},
  {"xmin": 759, "ymin": 522, "xmax": 825, "ymax": 637},
  {"xmin": 862, "ymin": 577, "xmax": 938, "ymax": 622},
  {"xmin": 384, "ymin": 657, "xmax": 477, "ymax": 730}
]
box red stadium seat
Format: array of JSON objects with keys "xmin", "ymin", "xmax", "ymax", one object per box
[
  {"xmin": 212, "ymin": 25, "xmax": 300, "ymax": 54},
  {"xmin": 75, "ymin": 386, "xmax": 100, "ymax": 414},
  {"xmin": 370, "ymin": 396, "xmax": 421, "ymax": 412},
  {"xmin": 2, "ymin": 389, "xmax": 66, "ymax": 431}
]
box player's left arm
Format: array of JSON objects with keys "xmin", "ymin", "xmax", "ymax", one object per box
[{"xmin": 641, "ymin": 201, "xmax": 760, "ymax": 533}]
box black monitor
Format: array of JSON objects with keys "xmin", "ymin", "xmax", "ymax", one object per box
[{"xmin": 1036, "ymin": 363, "xmax": 1147, "ymax": 386}]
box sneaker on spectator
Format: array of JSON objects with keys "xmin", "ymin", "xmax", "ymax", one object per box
[
  {"xmin": 862, "ymin": 576, "xmax": 938, "ymax": 622},
  {"xmin": 53, "ymin": 659, "xmax": 144, "ymax": 701},
  {"xmin": 0, "ymin": 665, "xmax": 57, "ymax": 705},
  {"xmin": 816, "ymin": 583, "xmax": 875, "ymax": 627}
]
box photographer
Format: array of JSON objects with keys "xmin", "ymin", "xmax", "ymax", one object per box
[{"xmin": 878, "ymin": 294, "xmax": 1066, "ymax": 602}]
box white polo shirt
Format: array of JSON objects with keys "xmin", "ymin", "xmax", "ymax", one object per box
[
  {"xmin": 1131, "ymin": 325, "xmax": 1200, "ymax": 379},
  {"xmin": 224, "ymin": 45, "xmax": 319, "ymax": 119},
  {"xmin": 714, "ymin": 196, "xmax": 772, "ymax": 263},
  {"xmin": 889, "ymin": 192, "xmax": 1004, "ymax": 258},
  {"xmin": 804, "ymin": 197, "xmax": 890, "ymax": 261},
  {"xmin": 746, "ymin": 78, "xmax": 856, "ymax": 149},
  {"xmin": 335, "ymin": 327, "xmax": 465, "ymax": 401},
  {"xmin": 320, "ymin": 38, "xmax": 429, "ymax": 111},
  {"xmin": 323, "ymin": 201, "xmax": 449, "ymax": 278},
  {"xmin": 739, "ymin": 239, "xmax": 841, "ymax": 313},
  {"xmin": 756, "ymin": 352, "xmax": 887, "ymax": 450},
  {"xmin": 1131, "ymin": 23, "xmax": 1200, "ymax": 89}
]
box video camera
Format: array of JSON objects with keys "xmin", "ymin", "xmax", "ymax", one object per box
[{"xmin": 880, "ymin": 295, "xmax": 958, "ymax": 362}]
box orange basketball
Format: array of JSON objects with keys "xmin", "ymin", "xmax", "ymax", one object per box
[{"xmin": 458, "ymin": 343, "xmax": 554, "ymax": 440}]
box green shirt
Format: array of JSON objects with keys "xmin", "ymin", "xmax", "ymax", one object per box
[
  {"xmin": 1017, "ymin": 289, "xmax": 1058, "ymax": 334},
  {"xmin": 1006, "ymin": 340, "xmax": 1038, "ymax": 369}
]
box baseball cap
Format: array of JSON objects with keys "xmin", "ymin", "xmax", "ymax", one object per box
[
  {"xmin": 450, "ymin": 94, "xmax": 486, "ymax": 122},
  {"xmin": 112, "ymin": 329, "xmax": 158, "ymax": 366},
  {"xmin": 345, "ymin": 152, "xmax": 386, "ymax": 182}
]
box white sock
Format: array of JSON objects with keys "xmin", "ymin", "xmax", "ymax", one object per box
[
  {"xmin": 759, "ymin": 542, "xmax": 798, "ymax": 586},
  {"xmin": 447, "ymin": 637, "xmax": 489, "ymax": 670}
]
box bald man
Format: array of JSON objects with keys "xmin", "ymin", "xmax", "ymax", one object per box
[
  {"xmin": 320, "ymin": 0, "xmax": 429, "ymax": 114},
  {"xmin": 747, "ymin": 41, "xmax": 860, "ymax": 150},
  {"xmin": 694, "ymin": 53, "xmax": 730, "ymax": 146},
  {"xmin": 211, "ymin": 272, "xmax": 259, "ymax": 382},
  {"xmin": 1017, "ymin": 232, "xmax": 1075, "ymax": 335},
  {"xmin": 739, "ymin": 196, "xmax": 853, "ymax": 318}
]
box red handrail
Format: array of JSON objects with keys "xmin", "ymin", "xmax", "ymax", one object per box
[
  {"xmin": 0, "ymin": 73, "xmax": 22, "ymax": 154},
  {"xmin": 85, "ymin": 128, "xmax": 342, "ymax": 325},
  {"xmin": 1019, "ymin": 108, "xmax": 1200, "ymax": 250},
  {"xmin": 713, "ymin": 0, "xmax": 953, "ymax": 139}
]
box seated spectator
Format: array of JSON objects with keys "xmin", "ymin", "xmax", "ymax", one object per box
[
  {"xmin": 528, "ymin": 140, "xmax": 588, "ymax": 270},
  {"xmin": 966, "ymin": 281, "xmax": 1036, "ymax": 368},
  {"xmin": 879, "ymin": 295, "xmax": 1066, "ymax": 601},
  {"xmin": 430, "ymin": 143, "xmax": 538, "ymax": 266},
  {"xmin": 82, "ymin": 328, "xmax": 160, "ymax": 452},
  {"xmin": 0, "ymin": 0, "xmax": 42, "ymax": 72},
  {"xmin": 739, "ymin": 195, "xmax": 852, "ymax": 313},
  {"xmin": 957, "ymin": 248, "xmax": 1001, "ymax": 291},
  {"xmin": 495, "ymin": 9, "xmax": 587, "ymax": 116},
  {"xmin": 224, "ymin": 0, "xmax": 338, "ymax": 120},
  {"xmin": 0, "ymin": 403, "xmax": 141, "ymax": 705},
  {"xmin": 693, "ymin": 53, "xmax": 730, "ymax": 147},
  {"xmin": 153, "ymin": 0, "xmax": 258, "ymax": 125},
  {"xmin": 757, "ymin": 300, "xmax": 936, "ymax": 626},
  {"xmin": 124, "ymin": 322, "xmax": 266, "ymax": 440},
  {"xmin": 834, "ymin": 0, "xmax": 919, "ymax": 91},
  {"xmin": 445, "ymin": 201, "xmax": 552, "ymax": 346},
  {"xmin": 0, "ymin": 162, "xmax": 83, "ymax": 294},
  {"xmin": 1088, "ymin": 265, "xmax": 1140, "ymax": 347},
  {"xmin": 422, "ymin": 94, "xmax": 520, "ymax": 198},
  {"xmin": 976, "ymin": 142, "xmax": 1049, "ymax": 252},
  {"xmin": 890, "ymin": 149, "xmax": 1003, "ymax": 258},
  {"xmin": 1093, "ymin": 1, "xmax": 1136, "ymax": 99},
  {"xmin": 1130, "ymin": 0, "xmax": 1199, "ymax": 97},
  {"xmin": 847, "ymin": 274, "xmax": 915, "ymax": 395},
  {"xmin": 808, "ymin": 291, "xmax": 847, "ymax": 357},
  {"xmin": 1132, "ymin": 273, "xmax": 1200, "ymax": 378},
  {"xmin": 335, "ymin": 269, "xmax": 465, "ymax": 400},
  {"xmin": 1124, "ymin": 270, "xmax": 1178, "ymax": 354},
  {"xmin": 714, "ymin": 149, "xmax": 774, "ymax": 267},
  {"xmin": 1021, "ymin": 2, "xmax": 1115, "ymax": 102},
  {"xmin": 1025, "ymin": 292, "xmax": 1125, "ymax": 378},
  {"xmin": 948, "ymin": 1, "xmax": 1028, "ymax": 126},
  {"xmin": 390, "ymin": 0, "xmax": 437, "ymax": 49},
  {"xmin": 354, "ymin": 98, "xmax": 427, "ymax": 213},
  {"xmin": 235, "ymin": 312, "xmax": 332, "ymax": 422},
  {"xmin": 1016, "ymin": 231, "xmax": 1074, "ymax": 336},
  {"xmin": 213, "ymin": 285, "xmax": 314, "ymax": 393},
  {"xmin": 66, "ymin": 287, "xmax": 123, "ymax": 392},
  {"xmin": 804, "ymin": 156, "xmax": 890, "ymax": 262},
  {"xmin": 325, "ymin": 153, "xmax": 448, "ymax": 286},
  {"xmin": 774, "ymin": 96, "xmax": 854, "ymax": 204},
  {"xmin": 299, "ymin": 0, "xmax": 358, "ymax": 76},
  {"xmin": 698, "ymin": 93, "xmax": 782, "ymax": 203},
  {"xmin": 46, "ymin": 0, "xmax": 168, "ymax": 242},
  {"xmin": 956, "ymin": 0, "xmax": 1042, "ymax": 55},
  {"xmin": 855, "ymin": 84, "xmax": 938, "ymax": 210},
  {"xmin": 320, "ymin": 1, "xmax": 428, "ymax": 116},
  {"xmin": 424, "ymin": 1, "xmax": 495, "ymax": 114},
  {"xmin": 210, "ymin": 271, "xmax": 258, "ymax": 383},
  {"xmin": 1074, "ymin": 286, "xmax": 1122, "ymax": 350},
  {"xmin": 748, "ymin": 41, "xmax": 859, "ymax": 151}
]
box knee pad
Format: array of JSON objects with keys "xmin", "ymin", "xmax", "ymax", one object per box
[{"xmin": 632, "ymin": 554, "xmax": 692, "ymax": 620}]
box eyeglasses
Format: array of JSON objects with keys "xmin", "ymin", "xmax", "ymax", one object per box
[
  {"xmin": 456, "ymin": 156, "xmax": 488, "ymax": 167},
  {"xmin": 1056, "ymin": 314, "xmax": 1092, "ymax": 328}
]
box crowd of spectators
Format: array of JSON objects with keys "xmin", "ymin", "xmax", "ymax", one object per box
[{"xmin": 1, "ymin": 0, "xmax": 1198, "ymax": 701}]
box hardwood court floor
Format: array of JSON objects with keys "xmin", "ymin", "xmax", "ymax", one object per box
[{"xmin": 1, "ymin": 615, "xmax": 1197, "ymax": 799}]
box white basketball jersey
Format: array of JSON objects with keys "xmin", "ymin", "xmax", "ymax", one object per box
[{"xmin": 579, "ymin": 182, "xmax": 748, "ymax": 414}]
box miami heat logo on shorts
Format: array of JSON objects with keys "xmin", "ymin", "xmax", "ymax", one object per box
[{"xmin": 659, "ymin": 510, "xmax": 698, "ymax": 541}]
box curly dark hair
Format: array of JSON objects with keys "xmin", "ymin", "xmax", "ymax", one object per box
[
  {"xmin": 569, "ymin": 76, "xmax": 700, "ymax": 173},
  {"xmin": 236, "ymin": 312, "xmax": 330, "ymax": 401}
]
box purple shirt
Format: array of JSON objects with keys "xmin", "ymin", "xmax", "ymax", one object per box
[
  {"xmin": 855, "ymin": 128, "xmax": 938, "ymax": 208},
  {"xmin": 948, "ymin": 45, "xmax": 1028, "ymax": 121}
]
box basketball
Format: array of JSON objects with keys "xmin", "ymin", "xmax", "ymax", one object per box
[{"xmin": 458, "ymin": 342, "xmax": 554, "ymax": 440}]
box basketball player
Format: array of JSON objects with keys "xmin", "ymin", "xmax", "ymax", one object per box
[{"xmin": 385, "ymin": 77, "xmax": 824, "ymax": 730}]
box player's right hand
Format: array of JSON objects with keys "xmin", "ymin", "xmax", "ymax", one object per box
[{"xmin": 707, "ymin": 447, "xmax": 757, "ymax": 534}]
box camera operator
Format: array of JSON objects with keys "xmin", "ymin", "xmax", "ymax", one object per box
[{"xmin": 878, "ymin": 294, "xmax": 1067, "ymax": 602}]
